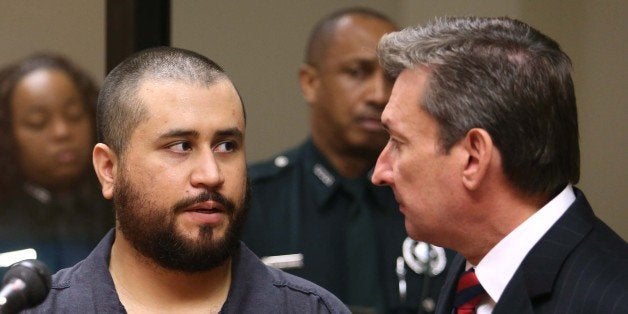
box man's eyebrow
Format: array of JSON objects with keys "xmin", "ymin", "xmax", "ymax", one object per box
[
  {"xmin": 158, "ymin": 129, "xmax": 200, "ymax": 139},
  {"xmin": 348, "ymin": 57, "xmax": 378, "ymax": 66},
  {"xmin": 157, "ymin": 127, "xmax": 243, "ymax": 140},
  {"xmin": 216, "ymin": 127, "xmax": 243, "ymax": 139}
]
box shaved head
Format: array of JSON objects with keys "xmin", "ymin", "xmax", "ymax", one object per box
[{"xmin": 304, "ymin": 7, "xmax": 397, "ymax": 67}]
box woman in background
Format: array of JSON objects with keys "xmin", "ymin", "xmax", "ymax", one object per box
[{"xmin": 0, "ymin": 53, "xmax": 113, "ymax": 272}]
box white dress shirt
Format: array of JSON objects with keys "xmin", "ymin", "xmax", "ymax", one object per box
[{"xmin": 469, "ymin": 185, "xmax": 576, "ymax": 314}]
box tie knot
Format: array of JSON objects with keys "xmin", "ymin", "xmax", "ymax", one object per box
[
  {"xmin": 454, "ymin": 268, "xmax": 486, "ymax": 313},
  {"xmin": 456, "ymin": 268, "xmax": 481, "ymax": 292}
]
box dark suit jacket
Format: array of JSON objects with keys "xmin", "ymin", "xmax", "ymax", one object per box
[{"xmin": 436, "ymin": 189, "xmax": 628, "ymax": 314}]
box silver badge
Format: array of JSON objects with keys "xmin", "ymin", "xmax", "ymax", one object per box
[
  {"xmin": 274, "ymin": 155, "xmax": 289, "ymax": 168},
  {"xmin": 312, "ymin": 163, "xmax": 335, "ymax": 187},
  {"xmin": 401, "ymin": 237, "xmax": 447, "ymax": 276}
]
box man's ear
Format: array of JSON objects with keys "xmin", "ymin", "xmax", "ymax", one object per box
[
  {"xmin": 93, "ymin": 143, "xmax": 118, "ymax": 200},
  {"xmin": 461, "ymin": 128, "xmax": 494, "ymax": 191},
  {"xmin": 298, "ymin": 64, "xmax": 319, "ymax": 104}
]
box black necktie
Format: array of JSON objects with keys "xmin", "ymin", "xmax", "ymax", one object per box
[{"xmin": 343, "ymin": 179, "xmax": 384, "ymax": 313}]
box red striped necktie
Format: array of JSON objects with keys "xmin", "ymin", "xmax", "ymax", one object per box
[{"xmin": 453, "ymin": 268, "xmax": 487, "ymax": 314}]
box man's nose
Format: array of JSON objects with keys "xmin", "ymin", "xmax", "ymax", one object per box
[
  {"xmin": 190, "ymin": 151, "xmax": 225, "ymax": 189},
  {"xmin": 371, "ymin": 143, "xmax": 393, "ymax": 186}
]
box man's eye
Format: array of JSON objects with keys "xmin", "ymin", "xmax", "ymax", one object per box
[
  {"xmin": 345, "ymin": 63, "xmax": 375, "ymax": 80},
  {"xmin": 214, "ymin": 141, "xmax": 236, "ymax": 153},
  {"xmin": 346, "ymin": 67, "xmax": 367, "ymax": 79},
  {"xmin": 169, "ymin": 142, "xmax": 192, "ymax": 153},
  {"xmin": 388, "ymin": 138, "xmax": 400, "ymax": 151}
]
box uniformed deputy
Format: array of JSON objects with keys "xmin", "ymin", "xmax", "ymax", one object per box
[{"xmin": 242, "ymin": 7, "xmax": 454, "ymax": 313}]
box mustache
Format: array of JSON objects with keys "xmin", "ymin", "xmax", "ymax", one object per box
[{"xmin": 171, "ymin": 191, "xmax": 236, "ymax": 214}]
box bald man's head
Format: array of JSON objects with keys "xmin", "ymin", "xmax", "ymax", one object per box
[{"xmin": 304, "ymin": 7, "xmax": 397, "ymax": 67}]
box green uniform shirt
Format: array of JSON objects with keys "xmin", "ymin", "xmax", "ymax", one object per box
[{"xmin": 243, "ymin": 139, "xmax": 454, "ymax": 313}]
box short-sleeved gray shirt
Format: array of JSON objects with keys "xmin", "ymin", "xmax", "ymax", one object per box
[{"xmin": 27, "ymin": 229, "xmax": 349, "ymax": 313}]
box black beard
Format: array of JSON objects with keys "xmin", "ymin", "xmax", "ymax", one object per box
[{"xmin": 114, "ymin": 174, "xmax": 249, "ymax": 273}]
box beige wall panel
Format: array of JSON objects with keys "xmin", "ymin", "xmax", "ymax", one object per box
[
  {"xmin": 520, "ymin": 1, "xmax": 627, "ymax": 240},
  {"xmin": 0, "ymin": 0, "xmax": 105, "ymax": 82},
  {"xmin": 398, "ymin": 0, "xmax": 520, "ymax": 26}
]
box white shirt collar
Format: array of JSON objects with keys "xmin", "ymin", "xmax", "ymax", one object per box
[{"xmin": 472, "ymin": 185, "xmax": 576, "ymax": 309}]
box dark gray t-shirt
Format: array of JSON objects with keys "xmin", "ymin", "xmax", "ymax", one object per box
[{"xmin": 27, "ymin": 229, "xmax": 349, "ymax": 313}]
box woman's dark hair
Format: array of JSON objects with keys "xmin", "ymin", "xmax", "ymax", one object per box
[{"xmin": 0, "ymin": 53, "xmax": 99, "ymax": 199}]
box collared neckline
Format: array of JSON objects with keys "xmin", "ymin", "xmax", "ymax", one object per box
[
  {"xmin": 301, "ymin": 140, "xmax": 342, "ymax": 209},
  {"xmin": 301, "ymin": 140, "xmax": 388, "ymax": 211},
  {"xmin": 473, "ymin": 185, "xmax": 576, "ymax": 306}
]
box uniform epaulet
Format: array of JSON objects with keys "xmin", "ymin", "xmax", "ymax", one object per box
[{"xmin": 248, "ymin": 147, "xmax": 300, "ymax": 181}]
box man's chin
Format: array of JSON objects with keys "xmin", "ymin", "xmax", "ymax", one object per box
[
  {"xmin": 142, "ymin": 230, "xmax": 235, "ymax": 273},
  {"xmin": 173, "ymin": 227, "xmax": 230, "ymax": 248},
  {"xmin": 178, "ymin": 221, "xmax": 228, "ymax": 237}
]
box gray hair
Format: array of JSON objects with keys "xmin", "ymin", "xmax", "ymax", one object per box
[{"xmin": 378, "ymin": 16, "xmax": 579, "ymax": 195}]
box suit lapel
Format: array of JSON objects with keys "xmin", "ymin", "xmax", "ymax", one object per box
[
  {"xmin": 435, "ymin": 254, "xmax": 465, "ymax": 314},
  {"xmin": 493, "ymin": 270, "xmax": 535, "ymax": 313},
  {"xmin": 495, "ymin": 188, "xmax": 594, "ymax": 312}
]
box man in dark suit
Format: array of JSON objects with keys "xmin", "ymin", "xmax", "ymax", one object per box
[
  {"xmin": 371, "ymin": 16, "xmax": 628, "ymax": 313},
  {"xmin": 243, "ymin": 8, "xmax": 452, "ymax": 313}
]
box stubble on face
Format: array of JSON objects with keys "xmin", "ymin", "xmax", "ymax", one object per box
[{"xmin": 113, "ymin": 168, "xmax": 249, "ymax": 273}]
